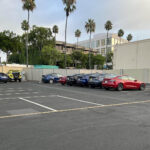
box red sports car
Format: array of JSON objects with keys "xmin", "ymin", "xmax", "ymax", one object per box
[
  {"xmin": 102, "ymin": 75, "xmax": 146, "ymax": 91},
  {"xmin": 59, "ymin": 76, "xmax": 67, "ymax": 85}
]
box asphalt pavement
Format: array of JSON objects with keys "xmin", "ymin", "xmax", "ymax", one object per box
[{"xmin": 0, "ymin": 81, "xmax": 150, "ymax": 150}]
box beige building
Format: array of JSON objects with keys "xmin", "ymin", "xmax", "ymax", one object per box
[
  {"xmin": 56, "ymin": 41, "xmax": 98, "ymax": 55},
  {"xmin": 78, "ymin": 33, "xmax": 128, "ymax": 56},
  {"xmin": 113, "ymin": 39, "xmax": 150, "ymax": 69}
]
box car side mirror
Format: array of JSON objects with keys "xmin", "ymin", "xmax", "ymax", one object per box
[{"xmin": 134, "ymin": 80, "xmax": 137, "ymax": 82}]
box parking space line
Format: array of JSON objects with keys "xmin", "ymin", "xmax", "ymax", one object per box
[
  {"xmin": 0, "ymin": 95, "xmax": 58, "ymax": 101},
  {"xmin": 1, "ymin": 99, "xmax": 150, "ymax": 119},
  {"xmin": 19, "ymin": 98, "xmax": 57, "ymax": 111},
  {"xmin": 57, "ymin": 95, "xmax": 104, "ymax": 106}
]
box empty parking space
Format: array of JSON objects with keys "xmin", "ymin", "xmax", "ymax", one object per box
[{"xmin": 0, "ymin": 82, "xmax": 150, "ymax": 150}]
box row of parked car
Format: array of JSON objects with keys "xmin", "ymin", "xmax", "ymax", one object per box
[
  {"xmin": 42, "ymin": 73, "xmax": 146, "ymax": 91},
  {"xmin": 0, "ymin": 70, "xmax": 22, "ymax": 83}
]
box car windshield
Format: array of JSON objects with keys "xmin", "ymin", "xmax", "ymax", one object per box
[{"xmin": 105, "ymin": 74, "xmax": 117, "ymax": 78}]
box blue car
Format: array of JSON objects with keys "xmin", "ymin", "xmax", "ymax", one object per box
[
  {"xmin": 0, "ymin": 73, "xmax": 9, "ymax": 83},
  {"xmin": 88, "ymin": 73, "xmax": 117, "ymax": 88},
  {"xmin": 42, "ymin": 73, "xmax": 63, "ymax": 83},
  {"xmin": 77, "ymin": 74, "xmax": 93, "ymax": 86}
]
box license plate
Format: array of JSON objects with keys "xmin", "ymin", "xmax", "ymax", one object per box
[{"xmin": 105, "ymin": 81, "xmax": 108, "ymax": 83}]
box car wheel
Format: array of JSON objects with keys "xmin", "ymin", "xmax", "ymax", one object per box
[
  {"xmin": 139, "ymin": 84, "xmax": 145, "ymax": 91},
  {"xmin": 117, "ymin": 83, "xmax": 124, "ymax": 91},
  {"xmin": 105, "ymin": 87, "xmax": 109, "ymax": 90},
  {"xmin": 49, "ymin": 79, "xmax": 54, "ymax": 84},
  {"xmin": 15, "ymin": 79, "xmax": 17, "ymax": 82},
  {"xmin": 99, "ymin": 85, "xmax": 102, "ymax": 89},
  {"xmin": 91, "ymin": 85, "xmax": 95, "ymax": 88},
  {"xmin": 61, "ymin": 83, "xmax": 65, "ymax": 86},
  {"xmin": 19, "ymin": 79, "xmax": 21, "ymax": 82},
  {"xmin": 4, "ymin": 81, "xmax": 7, "ymax": 83}
]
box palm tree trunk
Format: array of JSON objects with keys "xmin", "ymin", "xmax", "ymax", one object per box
[
  {"xmin": 106, "ymin": 31, "xmax": 108, "ymax": 69},
  {"xmin": 89, "ymin": 32, "xmax": 92, "ymax": 69},
  {"xmin": 26, "ymin": 10, "xmax": 30, "ymax": 68},
  {"xmin": 55, "ymin": 33, "xmax": 56, "ymax": 40},
  {"xmin": 64, "ymin": 15, "xmax": 68, "ymax": 68},
  {"xmin": 77, "ymin": 37, "xmax": 79, "ymax": 49}
]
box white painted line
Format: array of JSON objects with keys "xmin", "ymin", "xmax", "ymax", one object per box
[
  {"xmin": 32, "ymin": 92, "xmax": 39, "ymax": 94},
  {"xmin": 0, "ymin": 98, "xmax": 16, "ymax": 101},
  {"xmin": 0, "ymin": 95, "xmax": 56, "ymax": 101},
  {"xmin": 19, "ymin": 97, "xmax": 57, "ymax": 111},
  {"xmin": 57, "ymin": 95, "xmax": 104, "ymax": 106},
  {"xmin": 5, "ymin": 93, "xmax": 11, "ymax": 95}
]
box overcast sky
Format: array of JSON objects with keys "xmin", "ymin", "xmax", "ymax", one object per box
[{"xmin": 0, "ymin": 0, "xmax": 150, "ymax": 43}]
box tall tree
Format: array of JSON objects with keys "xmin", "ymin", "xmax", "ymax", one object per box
[
  {"xmin": 21, "ymin": 20, "xmax": 29, "ymax": 34},
  {"xmin": 104, "ymin": 20, "xmax": 112, "ymax": 68},
  {"xmin": 118, "ymin": 29, "xmax": 124, "ymax": 43},
  {"xmin": 62, "ymin": 0, "xmax": 76, "ymax": 68},
  {"xmin": 22, "ymin": 0, "xmax": 36, "ymax": 67},
  {"xmin": 29, "ymin": 25, "xmax": 53, "ymax": 51},
  {"xmin": 85, "ymin": 18, "xmax": 96, "ymax": 69},
  {"xmin": 75, "ymin": 29, "xmax": 81, "ymax": 48},
  {"xmin": 127, "ymin": 34, "xmax": 133, "ymax": 42},
  {"xmin": 53, "ymin": 25, "xmax": 59, "ymax": 40}
]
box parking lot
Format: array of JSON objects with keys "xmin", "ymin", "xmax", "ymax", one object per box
[{"xmin": 0, "ymin": 81, "xmax": 150, "ymax": 150}]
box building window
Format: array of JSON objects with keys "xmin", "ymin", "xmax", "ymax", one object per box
[
  {"xmin": 91, "ymin": 41, "xmax": 95, "ymax": 48},
  {"xmin": 101, "ymin": 48, "xmax": 105, "ymax": 55},
  {"xmin": 101, "ymin": 39, "xmax": 105, "ymax": 46},
  {"xmin": 96, "ymin": 40, "xmax": 100, "ymax": 47},
  {"xmin": 107, "ymin": 47, "xmax": 111, "ymax": 53},
  {"xmin": 107, "ymin": 38, "xmax": 112, "ymax": 45}
]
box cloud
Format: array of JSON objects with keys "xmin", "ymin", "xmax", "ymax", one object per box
[{"xmin": 0, "ymin": 0, "xmax": 150, "ymax": 43}]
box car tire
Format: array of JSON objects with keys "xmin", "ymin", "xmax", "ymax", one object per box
[
  {"xmin": 49, "ymin": 79, "xmax": 54, "ymax": 84},
  {"xmin": 99, "ymin": 85, "xmax": 102, "ymax": 89},
  {"xmin": 61, "ymin": 83, "xmax": 65, "ymax": 86},
  {"xmin": 105, "ymin": 87, "xmax": 109, "ymax": 90},
  {"xmin": 15, "ymin": 79, "xmax": 17, "ymax": 82},
  {"xmin": 91, "ymin": 85, "xmax": 95, "ymax": 88},
  {"xmin": 19, "ymin": 79, "xmax": 21, "ymax": 82},
  {"xmin": 139, "ymin": 84, "xmax": 145, "ymax": 91},
  {"xmin": 117, "ymin": 83, "xmax": 124, "ymax": 91}
]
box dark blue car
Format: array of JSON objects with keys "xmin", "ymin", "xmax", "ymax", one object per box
[
  {"xmin": 88, "ymin": 73, "xmax": 116, "ymax": 88},
  {"xmin": 42, "ymin": 73, "xmax": 63, "ymax": 83},
  {"xmin": 0, "ymin": 73, "xmax": 9, "ymax": 83},
  {"xmin": 77, "ymin": 74, "xmax": 94, "ymax": 86}
]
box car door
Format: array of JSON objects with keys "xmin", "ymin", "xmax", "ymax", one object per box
[
  {"xmin": 127, "ymin": 76, "xmax": 137, "ymax": 89},
  {"xmin": 120, "ymin": 76, "xmax": 130, "ymax": 89}
]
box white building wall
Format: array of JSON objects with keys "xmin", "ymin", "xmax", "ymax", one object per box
[
  {"xmin": 0, "ymin": 50, "xmax": 7, "ymax": 63},
  {"xmin": 78, "ymin": 33, "xmax": 128, "ymax": 56},
  {"xmin": 113, "ymin": 39, "xmax": 150, "ymax": 69}
]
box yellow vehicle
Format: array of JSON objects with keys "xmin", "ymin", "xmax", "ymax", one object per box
[{"xmin": 7, "ymin": 70, "xmax": 22, "ymax": 82}]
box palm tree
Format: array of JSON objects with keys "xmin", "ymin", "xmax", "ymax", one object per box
[
  {"xmin": 85, "ymin": 19, "xmax": 96, "ymax": 69},
  {"xmin": 21, "ymin": 20, "xmax": 29, "ymax": 60},
  {"xmin": 118, "ymin": 29, "xmax": 124, "ymax": 44},
  {"xmin": 127, "ymin": 34, "xmax": 133, "ymax": 42},
  {"xmin": 104, "ymin": 20, "xmax": 113, "ymax": 68},
  {"xmin": 21, "ymin": 0, "xmax": 36, "ymax": 67},
  {"xmin": 21, "ymin": 20, "xmax": 29, "ymax": 34},
  {"xmin": 62, "ymin": 0, "xmax": 76, "ymax": 68},
  {"xmin": 53, "ymin": 25, "xmax": 59, "ymax": 40},
  {"xmin": 75, "ymin": 29, "xmax": 81, "ymax": 48}
]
